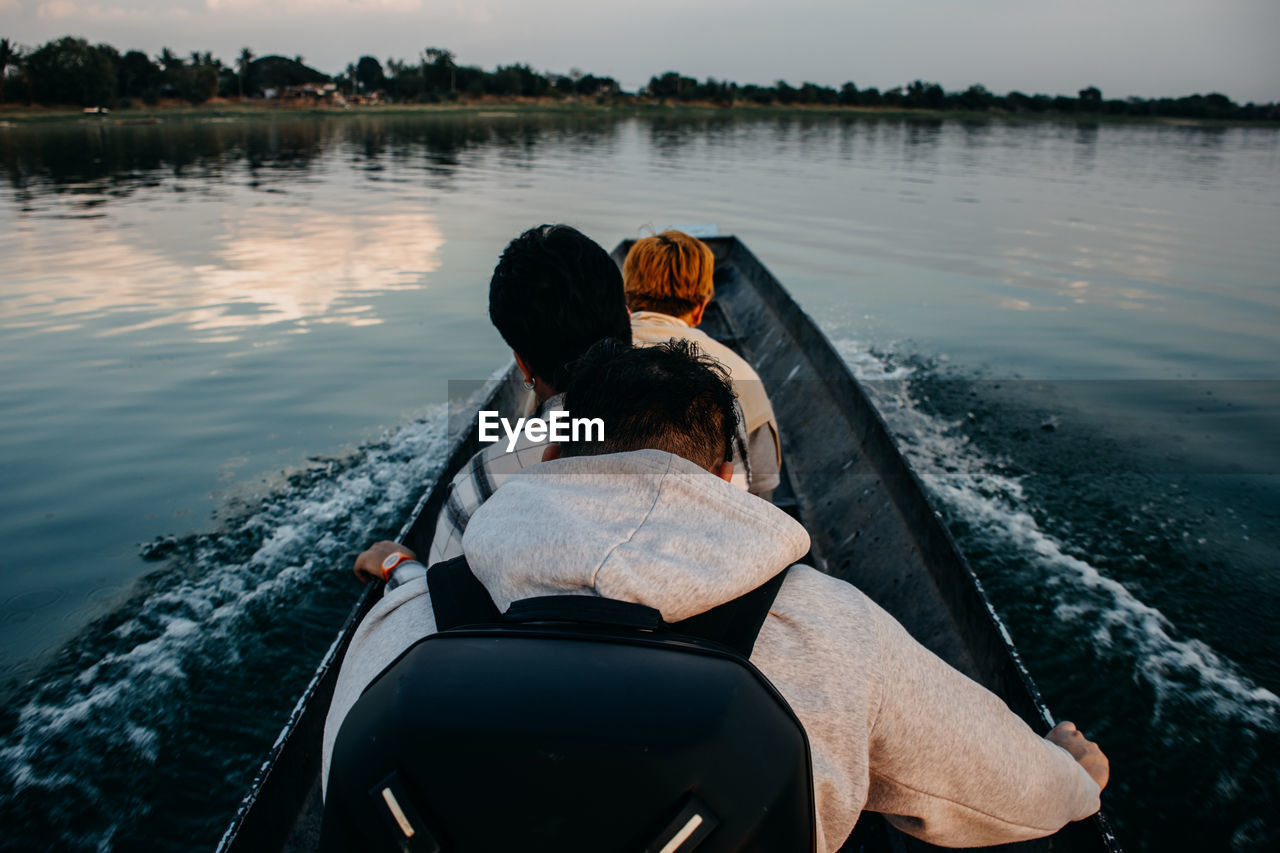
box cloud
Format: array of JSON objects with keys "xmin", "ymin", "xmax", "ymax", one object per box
[
  {"xmin": 206, "ymin": 0, "xmax": 421, "ymax": 12},
  {"xmin": 35, "ymin": 1, "xmax": 189, "ymax": 20},
  {"xmin": 35, "ymin": 0, "xmax": 78, "ymax": 18},
  {"xmin": 451, "ymin": 0, "xmax": 492, "ymax": 25}
]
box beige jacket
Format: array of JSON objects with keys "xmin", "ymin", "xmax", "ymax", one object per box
[
  {"xmin": 631, "ymin": 310, "xmax": 781, "ymax": 494},
  {"xmin": 323, "ymin": 451, "xmax": 1101, "ymax": 851}
]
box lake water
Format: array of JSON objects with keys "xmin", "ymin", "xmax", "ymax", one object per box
[{"xmin": 0, "ymin": 111, "xmax": 1276, "ymax": 851}]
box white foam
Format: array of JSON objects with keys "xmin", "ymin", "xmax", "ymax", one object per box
[
  {"xmin": 833, "ymin": 338, "xmax": 1280, "ymax": 732},
  {"xmin": 0, "ymin": 406, "xmax": 449, "ymax": 841}
]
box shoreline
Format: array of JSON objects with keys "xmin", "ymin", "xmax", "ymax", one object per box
[{"xmin": 2, "ymin": 99, "xmax": 1276, "ymax": 128}]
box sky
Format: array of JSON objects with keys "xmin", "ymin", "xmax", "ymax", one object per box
[{"xmin": 2, "ymin": 0, "xmax": 1278, "ymax": 104}]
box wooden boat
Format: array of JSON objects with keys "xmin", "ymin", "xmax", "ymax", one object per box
[{"xmin": 217, "ymin": 236, "xmax": 1122, "ymax": 852}]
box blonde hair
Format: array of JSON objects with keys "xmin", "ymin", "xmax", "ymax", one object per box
[{"xmin": 623, "ymin": 230, "xmax": 715, "ymax": 318}]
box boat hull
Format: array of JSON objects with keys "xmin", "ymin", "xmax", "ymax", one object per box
[{"xmin": 217, "ymin": 236, "xmax": 1120, "ymax": 853}]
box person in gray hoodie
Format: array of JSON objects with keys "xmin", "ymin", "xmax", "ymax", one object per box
[{"xmin": 325, "ymin": 340, "xmax": 1108, "ymax": 852}]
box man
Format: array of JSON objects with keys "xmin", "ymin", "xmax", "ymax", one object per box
[
  {"xmin": 424, "ymin": 223, "xmax": 631, "ymax": 565},
  {"xmin": 624, "ymin": 230, "xmax": 781, "ymax": 496},
  {"xmin": 327, "ymin": 340, "xmax": 1108, "ymax": 852}
]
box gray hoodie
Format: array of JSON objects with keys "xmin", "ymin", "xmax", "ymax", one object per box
[{"xmin": 322, "ymin": 449, "xmax": 1100, "ymax": 851}]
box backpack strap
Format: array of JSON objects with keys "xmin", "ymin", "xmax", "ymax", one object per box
[
  {"xmin": 426, "ymin": 555, "xmax": 501, "ymax": 630},
  {"xmin": 427, "ymin": 554, "xmax": 790, "ymax": 660},
  {"xmin": 505, "ymin": 595, "xmax": 664, "ymax": 630},
  {"xmin": 671, "ymin": 567, "xmax": 791, "ymax": 659}
]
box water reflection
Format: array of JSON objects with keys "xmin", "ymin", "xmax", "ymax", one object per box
[
  {"xmin": 1, "ymin": 112, "xmax": 1271, "ymax": 337},
  {"xmin": 1, "ymin": 201, "xmax": 444, "ymax": 341},
  {"xmin": 0, "ymin": 112, "xmax": 648, "ymax": 342},
  {"xmin": 0, "ymin": 112, "xmax": 631, "ymax": 202},
  {"xmin": 998, "ymin": 239, "xmax": 1170, "ymax": 313}
]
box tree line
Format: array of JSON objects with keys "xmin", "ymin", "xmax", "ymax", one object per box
[
  {"xmin": 645, "ymin": 73, "xmax": 1278, "ymax": 122},
  {"xmin": 1, "ymin": 35, "xmax": 1275, "ymax": 122},
  {"xmin": 0, "ymin": 36, "xmax": 617, "ymax": 107}
]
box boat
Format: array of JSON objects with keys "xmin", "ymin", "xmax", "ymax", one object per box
[{"xmin": 217, "ymin": 235, "xmax": 1122, "ymax": 852}]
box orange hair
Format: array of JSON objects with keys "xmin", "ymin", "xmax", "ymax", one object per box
[{"xmin": 623, "ymin": 230, "xmax": 715, "ymax": 318}]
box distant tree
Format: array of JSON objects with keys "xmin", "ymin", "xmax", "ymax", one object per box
[
  {"xmin": 117, "ymin": 49, "xmax": 159, "ymax": 102},
  {"xmin": 957, "ymin": 83, "xmax": 994, "ymax": 111},
  {"xmin": 190, "ymin": 62, "xmax": 218, "ymax": 103},
  {"xmin": 485, "ymin": 63, "xmax": 547, "ymax": 97},
  {"xmin": 425, "ymin": 47, "xmax": 456, "ymax": 92},
  {"xmin": 905, "ymin": 80, "xmax": 945, "ymax": 109},
  {"xmin": 1102, "ymin": 98, "xmax": 1129, "ymax": 116},
  {"xmin": 24, "ymin": 36, "xmax": 118, "ymax": 106},
  {"xmin": 156, "ymin": 46, "xmax": 182, "ymax": 97},
  {"xmin": 416, "ymin": 50, "xmax": 430, "ymax": 97},
  {"xmin": 151, "ymin": 49, "xmax": 215, "ymax": 103},
  {"xmin": 647, "ymin": 71, "xmax": 697, "ymax": 99},
  {"xmin": 695, "ymin": 77, "xmax": 735, "ymax": 103},
  {"xmin": 252, "ymin": 55, "xmax": 328, "ymax": 92},
  {"xmin": 738, "ymin": 83, "xmax": 773, "ymax": 104},
  {"xmin": 237, "ymin": 47, "xmax": 254, "ymax": 99},
  {"xmin": 0, "ymin": 38, "xmax": 23, "ymax": 102},
  {"xmin": 576, "ymin": 73, "xmax": 615, "ymax": 98},
  {"xmin": 811, "ymin": 82, "xmax": 840, "ymax": 104},
  {"xmin": 1203, "ymin": 92, "xmax": 1235, "ymax": 118},
  {"xmin": 1005, "ymin": 90, "xmax": 1032, "ymax": 112},
  {"xmin": 385, "ymin": 56, "xmax": 406, "ymax": 93},
  {"xmin": 10, "ymin": 34, "xmax": 1274, "ymax": 121},
  {"xmin": 355, "ymin": 55, "xmax": 385, "ymax": 92},
  {"xmin": 158, "ymin": 47, "xmax": 180, "ymax": 72},
  {"xmin": 490, "ymin": 65, "xmax": 519, "ymax": 95},
  {"xmin": 384, "ymin": 56, "xmax": 422, "ymax": 100}
]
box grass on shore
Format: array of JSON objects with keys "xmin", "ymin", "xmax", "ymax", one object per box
[{"xmin": 1, "ymin": 98, "xmax": 1275, "ymax": 128}]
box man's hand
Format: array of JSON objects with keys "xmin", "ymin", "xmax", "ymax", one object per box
[
  {"xmin": 1047, "ymin": 721, "xmax": 1109, "ymax": 792},
  {"xmin": 354, "ymin": 540, "xmax": 417, "ymax": 584}
]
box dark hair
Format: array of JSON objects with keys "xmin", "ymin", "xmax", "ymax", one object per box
[
  {"xmin": 488, "ymin": 224, "xmax": 631, "ymax": 392},
  {"xmin": 562, "ymin": 338, "xmax": 739, "ymax": 471}
]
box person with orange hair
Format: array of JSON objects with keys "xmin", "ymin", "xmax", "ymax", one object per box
[{"xmin": 624, "ymin": 230, "xmax": 781, "ymax": 496}]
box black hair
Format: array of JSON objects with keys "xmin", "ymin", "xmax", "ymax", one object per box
[
  {"xmin": 488, "ymin": 224, "xmax": 632, "ymax": 391},
  {"xmin": 561, "ymin": 338, "xmax": 740, "ymax": 471}
]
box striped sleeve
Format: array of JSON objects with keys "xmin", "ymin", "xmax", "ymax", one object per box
[{"xmin": 426, "ymin": 429, "xmax": 554, "ymax": 565}]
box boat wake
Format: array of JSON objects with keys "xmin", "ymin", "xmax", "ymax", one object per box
[
  {"xmin": 0, "ymin": 407, "xmax": 449, "ymax": 853},
  {"xmin": 834, "ymin": 338, "xmax": 1279, "ymax": 850}
]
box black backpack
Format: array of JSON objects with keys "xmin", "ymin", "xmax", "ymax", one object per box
[{"xmin": 321, "ymin": 556, "xmax": 815, "ymax": 853}]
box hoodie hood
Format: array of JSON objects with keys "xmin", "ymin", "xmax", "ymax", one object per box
[{"xmin": 461, "ymin": 449, "xmax": 810, "ymax": 621}]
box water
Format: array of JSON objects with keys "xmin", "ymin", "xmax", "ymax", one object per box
[{"xmin": 0, "ymin": 112, "xmax": 1276, "ymax": 851}]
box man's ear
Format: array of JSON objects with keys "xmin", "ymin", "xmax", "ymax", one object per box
[
  {"xmin": 513, "ymin": 351, "xmax": 534, "ymax": 385},
  {"xmin": 512, "ymin": 348, "xmax": 542, "ymax": 384},
  {"xmin": 541, "ymin": 443, "xmax": 562, "ymax": 463},
  {"xmin": 687, "ymin": 295, "xmax": 713, "ymax": 328},
  {"xmin": 713, "ymin": 460, "xmax": 733, "ymax": 482}
]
